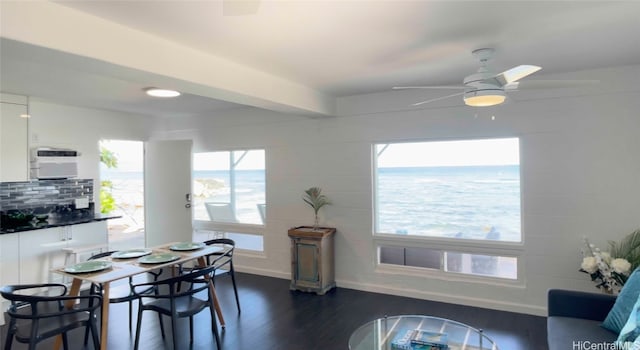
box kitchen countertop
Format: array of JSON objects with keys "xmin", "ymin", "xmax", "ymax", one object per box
[{"xmin": 0, "ymin": 213, "xmax": 121, "ymax": 234}]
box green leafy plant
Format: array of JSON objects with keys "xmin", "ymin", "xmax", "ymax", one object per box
[
  {"xmin": 100, "ymin": 146, "xmax": 118, "ymax": 168},
  {"xmin": 100, "ymin": 146, "xmax": 117, "ymax": 214},
  {"xmin": 608, "ymin": 228, "xmax": 640, "ymax": 272},
  {"xmin": 100, "ymin": 180, "xmax": 116, "ymax": 214},
  {"xmin": 303, "ymin": 187, "xmax": 331, "ymax": 230}
]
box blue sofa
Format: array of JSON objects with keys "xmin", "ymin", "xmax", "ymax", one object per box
[{"xmin": 547, "ymin": 289, "xmax": 617, "ymax": 350}]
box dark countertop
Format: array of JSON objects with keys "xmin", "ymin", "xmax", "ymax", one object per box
[{"xmin": 0, "ymin": 213, "xmax": 121, "ymax": 234}]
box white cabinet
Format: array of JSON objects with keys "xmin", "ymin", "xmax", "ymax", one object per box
[
  {"xmin": 1, "ymin": 233, "xmax": 21, "ymax": 324},
  {"xmin": 18, "ymin": 221, "xmax": 108, "ymax": 285},
  {"xmin": 1, "ymin": 234, "xmax": 21, "ymax": 286},
  {"xmin": 0, "ymin": 93, "xmax": 29, "ymax": 182},
  {"xmin": 18, "ymin": 227, "xmax": 66, "ymax": 285}
]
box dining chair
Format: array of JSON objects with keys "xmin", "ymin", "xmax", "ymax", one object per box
[
  {"xmin": 203, "ymin": 238, "xmax": 241, "ymax": 313},
  {"xmin": 0, "ymin": 283, "xmax": 102, "ymax": 350},
  {"xmin": 257, "ymin": 203, "xmax": 266, "ymax": 224},
  {"xmin": 205, "ymin": 202, "xmax": 237, "ymax": 223},
  {"xmin": 131, "ymin": 264, "xmax": 221, "ymax": 349},
  {"xmin": 85, "ymin": 250, "xmax": 162, "ymax": 332}
]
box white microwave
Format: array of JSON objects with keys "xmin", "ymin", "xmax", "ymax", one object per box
[{"xmin": 30, "ymin": 147, "xmax": 79, "ymax": 179}]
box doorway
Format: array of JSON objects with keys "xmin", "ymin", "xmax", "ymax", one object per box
[{"xmin": 99, "ymin": 140, "xmax": 145, "ymax": 250}]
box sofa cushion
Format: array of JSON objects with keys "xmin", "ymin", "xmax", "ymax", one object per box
[
  {"xmin": 603, "ymin": 268, "xmax": 640, "ymax": 333},
  {"xmin": 548, "ymin": 316, "xmax": 616, "ymax": 350},
  {"xmin": 617, "ymin": 293, "xmax": 640, "ymax": 344}
]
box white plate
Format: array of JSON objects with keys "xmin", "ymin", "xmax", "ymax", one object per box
[
  {"xmin": 64, "ymin": 260, "xmax": 112, "ymax": 274},
  {"xmin": 169, "ymin": 242, "xmax": 206, "ymax": 251},
  {"xmin": 112, "ymin": 249, "xmax": 152, "ymax": 259},
  {"xmin": 138, "ymin": 253, "xmax": 180, "ymax": 264}
]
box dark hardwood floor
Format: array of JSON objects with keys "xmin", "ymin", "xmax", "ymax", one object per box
[{"xmin": 1, "ymin": 272, "xmax": 547, "ymax": 349}]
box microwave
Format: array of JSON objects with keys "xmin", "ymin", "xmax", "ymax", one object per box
[{"xmin": 30, "ymin": 147, "xmax": 79, "ymax": 179}]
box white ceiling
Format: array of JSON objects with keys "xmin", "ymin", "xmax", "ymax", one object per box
[{"xmin": 2, "ymin": 0, "xmax": 640, "ymax": 117}]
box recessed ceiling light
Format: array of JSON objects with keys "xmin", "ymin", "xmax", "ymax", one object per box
[
  {"xmin": 20, "ymin": 114, "xmax": 31, "ymax": 118},
  {"xmin": 144, "ymin": 88, "xmax": 181, "ymax": 98}
]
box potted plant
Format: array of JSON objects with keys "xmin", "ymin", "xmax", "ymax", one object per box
[
  {"xmin": 288, "ymin": 187, "xmax": 336, "ymax": 295},
  {"xmin": 303, "ymin": 186, "xmax": 331, "ymax": 231}
]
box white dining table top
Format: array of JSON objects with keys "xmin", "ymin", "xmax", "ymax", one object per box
[{"xmin": 52, "ymin": 242, "xmax": 226, "ymax": 284}]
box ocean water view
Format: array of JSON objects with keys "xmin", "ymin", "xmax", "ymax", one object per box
[
  {"xmin": 191, "ymin": 170, "xmax": 266, "ymax": 224},
  {"xmin": 376, "ymin": 165, "xmax": 521, "ymax": 242},
  {"xmin": 101, "ymin": 169, "xmax": 266, "ymax": 225},
  {"xmin": 102, "ymin": 165, "xmax": 521, "ymax": 242}
]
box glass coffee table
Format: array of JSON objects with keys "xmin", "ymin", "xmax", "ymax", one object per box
[{"xmin": 349, "ymin": 315, "xmax": 498, "ymax": 350}]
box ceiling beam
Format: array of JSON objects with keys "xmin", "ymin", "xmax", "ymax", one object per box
[{"xmin": 0, "ymin": 1, "xmax": 335, "ymax": 116}]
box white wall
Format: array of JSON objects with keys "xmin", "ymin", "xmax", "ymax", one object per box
[
  {"xmin": 28, "ymin": 99, "xmax": 155, "ymax": 206},
  {"xmin": 154, "ymin": 64, "xmax": 640, "ymax": 316}
]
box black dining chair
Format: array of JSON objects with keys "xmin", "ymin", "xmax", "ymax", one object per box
[
  {"xmin": 84, "ymin": 250, "xmax": 162, "ymax": 334},
  {"xmin": 179, "ymin": 238, "xmax": 240, "ymax": 313},
  {"xmin": 131, "ymin": 264, "xmax": 221, "ymax": 349},
  {"xmin": 0, "ymin": 283, "xmax": 102, "ymax": 350},
  {"xmin": 203, "ymin": 238, "xmax": 240, "ymax": 313}
]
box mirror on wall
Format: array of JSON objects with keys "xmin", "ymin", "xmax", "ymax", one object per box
[{"xmin": 0, "ymin": 93, "xmax": 29, "ymax": 182}]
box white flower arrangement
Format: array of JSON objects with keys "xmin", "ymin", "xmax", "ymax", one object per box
[{"xmin": 581, "ymin": 237, "xmax": 632, "ymax": 294}]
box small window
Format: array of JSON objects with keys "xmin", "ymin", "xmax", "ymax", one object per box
[
  {"xmin": 380, "ymin": 246, "xmax": 440, "ymax": 269},
  {"xmin": 379, "ymin": 245, "xmax": 517, "ymax": 280},
  {"xmin": 192, "ymin": 150, "xmax": 265, "ymax": 225},
  {"xmin": 193, "ymin": 230, "xmax": 264, "ymax": 252},
  {"xmin": 445, "ymin": 252, "xmax": 517, "ymax": 279}
]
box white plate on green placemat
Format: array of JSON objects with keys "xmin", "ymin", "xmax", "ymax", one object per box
[
  {"xmin": 138, "ymin": 253, "xmax": 180, "ymax": 264},
  {"xmin": 64, "ymin": 260, "xmax": 112, "ymax": 274},
  {"xmin": 169, "ymin": 242, "xmax": 206, "ymax": 251},
  {"xmin": 112, "ymin": 249, "xmax": 152, "ymax": 259}
]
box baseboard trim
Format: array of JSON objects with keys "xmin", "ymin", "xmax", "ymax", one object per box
[{"xmin": 236, "ymin": 265, "xmax": 290, "ymax": 280}]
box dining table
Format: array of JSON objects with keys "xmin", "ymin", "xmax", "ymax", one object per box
[{"xmin": 51, "ymin": 242, "xmax": 230, "ymax": 350}]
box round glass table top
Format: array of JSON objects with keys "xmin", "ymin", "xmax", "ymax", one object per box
[{"xmin": 348, "ymin": 315, "xmax": 498, "ymax": 350}]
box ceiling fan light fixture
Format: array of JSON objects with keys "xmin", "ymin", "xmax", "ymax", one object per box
[
  {"xmin": 145, "ymin": 87, "xmax": 181, "ymax": 98},
  {"xmin": 464, "ymin": 89, "xmax": 506, "ymax": 107}
]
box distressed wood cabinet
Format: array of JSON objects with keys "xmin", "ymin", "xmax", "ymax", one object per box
[{"xmin": 288, "ymin": 226, "xmax": 336, "ymax": 295}]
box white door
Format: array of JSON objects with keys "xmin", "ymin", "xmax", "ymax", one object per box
[{"xmin": 144, "ymin": 140, "xmax": 193, "ymax": 247}]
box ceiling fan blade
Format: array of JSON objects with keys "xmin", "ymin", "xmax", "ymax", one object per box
[
  {"xmin": 412, "ymin": 92, "xmax": 465, "ymax": 106},
  {"xmin": 494, "ymin": 65, "xmax": 542, "ymax": 85},
  {"xmin": 393, "ymin": 85, "xmax": 466, "ymax": 90},
  {"xmin": 505, "ymin": 79, "xmax": 600, "ymax": 90}
]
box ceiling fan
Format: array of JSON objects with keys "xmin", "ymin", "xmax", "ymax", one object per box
[{"xmin": 393, "ymin": 48, "xmax": 584, "ymax": 107}]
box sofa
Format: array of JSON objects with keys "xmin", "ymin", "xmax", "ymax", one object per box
[{"xmin": 547, "ymin": 289, "xmax": 617, "ymax": 350}]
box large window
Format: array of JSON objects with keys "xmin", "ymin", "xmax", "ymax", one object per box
[
  {"xmin": 374, "ymin": 138, "xmax": 521, "ymax": 279},
  {"xmin": 192, "ymin": 149, "xmax": 265, "ymax": 251},
  {"xmin": 193, "ymin": 150, "xmax": 265, "ymax": 224}
]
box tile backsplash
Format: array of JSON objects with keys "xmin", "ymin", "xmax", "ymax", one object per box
[{"xmin": 0, "ymin": 179, "xmax": 93, "ymax": 211}]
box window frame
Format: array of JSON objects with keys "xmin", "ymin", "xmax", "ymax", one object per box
[
  {"xmin": 372, "ymin": 137, "xmax": 525, "ymax": 283},
  {"xmin": 192, "ymin": 148, "xmax": 266, "ymax": 254},
  {"xmin": 374, "ymin": 235, "xmax": 524, "ymax": 285}
]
